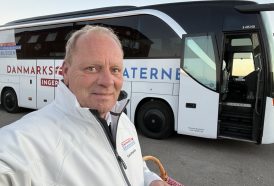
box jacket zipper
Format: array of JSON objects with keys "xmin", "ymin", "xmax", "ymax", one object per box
[
  {"xmin": 110, "ymin": 99, "xmax": 130, "ymax": 146},
  {"xmin": 91, "ymin": 110, "xmax": 131, "ymax": 186}
]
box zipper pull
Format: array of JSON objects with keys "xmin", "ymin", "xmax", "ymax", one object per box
[{"xmin": 117, "ymin": 154, "xmax": 127, "ymax": 169}]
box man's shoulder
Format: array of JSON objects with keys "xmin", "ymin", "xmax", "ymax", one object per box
[
  {"xmin": 0, "ymin": 103, "xmax": 64, "ymax": 156},
  {"xmin": 0, "ymin": 102, "xmax": 62, "ymax": 139},
  {"xmin": 119, "ymin": 113, "xmax": 136, "ymax": 130}
]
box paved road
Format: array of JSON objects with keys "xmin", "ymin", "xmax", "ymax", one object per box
[
  {"xmin": 1, "ymin": 105, "xmax": 274, "ymax": 186},
  {"xmin": 0, "ymin": 105, "xmax": 32, "ymax": 128}
]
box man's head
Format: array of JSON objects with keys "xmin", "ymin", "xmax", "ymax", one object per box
[{"xmin": 62, "ymin": 25, "xmax": 124, "ymax": 118}]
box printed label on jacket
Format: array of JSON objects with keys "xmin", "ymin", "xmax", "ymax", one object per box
[{"xmin": 121, "ymin": 137, "xmax": 136, "ymax": 158}]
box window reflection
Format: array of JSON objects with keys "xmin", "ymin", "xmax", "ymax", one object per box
[{"xmin": 183, "ymin": 35, "xmax": 217, "ymax": 90}]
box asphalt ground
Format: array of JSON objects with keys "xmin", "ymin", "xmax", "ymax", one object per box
[{"xmin": 1, "ymin": 105, "xmax": 274, "ymax": 186}]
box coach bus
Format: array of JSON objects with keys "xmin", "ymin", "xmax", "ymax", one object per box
[{"xmin": 0, "ymin": 0, "xmax": 274, "ymax": 144}]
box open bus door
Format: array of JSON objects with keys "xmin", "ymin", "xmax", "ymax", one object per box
[
  {"xmin": 177, "ymin": 33, "xmax": 220, "ymax": 139},
  {"xmin": 219, "ymin": 32, "xmax": 265, "ymax": 143}
]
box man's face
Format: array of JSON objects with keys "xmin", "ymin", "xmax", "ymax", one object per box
[{"xmin": 63, "ymin": 32, "xmax": 123, "ymax": 118}]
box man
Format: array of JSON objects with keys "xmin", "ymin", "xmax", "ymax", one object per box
[{"xmin": 0, "ymin": 25, "xmax": 169, "ymax": 186}]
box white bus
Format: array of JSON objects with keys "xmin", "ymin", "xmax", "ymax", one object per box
[{"xmin": 0, "ymin": 1, "xmax": 274, "ymax": 144}]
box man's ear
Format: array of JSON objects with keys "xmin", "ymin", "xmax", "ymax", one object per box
[{"xmin": 62, "ymin": 61, "xmax": 70, "ymax": 85}]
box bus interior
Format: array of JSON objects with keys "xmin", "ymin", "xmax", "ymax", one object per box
[{"xmin": 219, "ymin": 32, "xmax": 264, "ymax": 142}]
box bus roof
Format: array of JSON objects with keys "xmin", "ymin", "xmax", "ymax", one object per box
[
  {"xmin": 235, "ymin": 2, "xmax": 274, "ymax": 12},
  {"xmin": 1, "ymin": 0, "xmax": 274, "ymax": 29},
  {"xmin": 2, "ymin": 6, "xmax": 136, "ymax": 27}
]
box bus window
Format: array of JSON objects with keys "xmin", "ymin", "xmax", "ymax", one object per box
[
  {"xmin": 231, "ymin": 52, "xmax": 255, "ymax": 77},
  {"xmin": 27, "ymin": 35, "xmax": 39, "ymax": 43},
  {"xmin": 182, "ymin": 34, "xmax": 217, "ymax": 90},
  {"xmin": 138, "ymin": 15, "xmax": 181, "ymax": 58},
  {"xmin": 75, "ymin": 15, "xmax": 180, "ymax": 58},
  {"xmin": 15, "ymin": 24, "xmax": 73, "ymax": 59},
  {"xmin": 45, "ymin": 32, "xmax": 57, "ymax": 42}
]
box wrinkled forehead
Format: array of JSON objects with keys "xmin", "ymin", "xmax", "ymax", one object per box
[
  {"xmin": 77, "ymin": 31, "xmax": 123, "ymax": 54},
  {"xmin": 71, "ymin": 32, "xmax": 124, "ymax": 65}
]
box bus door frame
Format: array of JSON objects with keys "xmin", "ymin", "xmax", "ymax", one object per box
[
  {"xmin": 221, "ymin": 31, "xmax": 266, "ymax": 143},
  {"xmin": 177, "ymin": 33, "xmax": 220, "ymax": 139}
]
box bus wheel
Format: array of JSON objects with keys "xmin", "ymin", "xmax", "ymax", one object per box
[
  {"xmin": 136, "ymin": 100, "xmax": 174, "ymax": 139},
  {"xmin": 2, "ymin": 89, "xmax": 19, "ymax": 113}
]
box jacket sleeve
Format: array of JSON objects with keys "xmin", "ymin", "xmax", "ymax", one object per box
[
  {"xmin": 0, "ymin": 170, "xmax": 15, "ymax": 186},
  {"xmin": 143, "ymin": 160, "xmax": 162, "ymax": 186},
  {"xmin": 0, "ymin": 160, "xmax": 22, "ymax": 186},
  {"xmin": 0, "ymin": 174, "xmax": 13, "ymax": 186},
  {"xmin": 0, "ymin": 128, "xmax": 32, "ymax": 186}
]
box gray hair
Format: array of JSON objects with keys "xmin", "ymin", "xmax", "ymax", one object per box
[{"xmin": 64, "ymin": 25, "xmax": 123, "ymax": 64}]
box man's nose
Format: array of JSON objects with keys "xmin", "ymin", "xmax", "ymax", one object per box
[{"xmin": 97, "ymin": 69, "xmax": 114, "ymax": 87}]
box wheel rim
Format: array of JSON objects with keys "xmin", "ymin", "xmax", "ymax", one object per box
[
  {"xmin": 143, "ymin": 109, "xmax": 165, "ymax": 133},
  {"xmin": 4, "ymin": 92, "xmax": 16, "ymax": 110}
]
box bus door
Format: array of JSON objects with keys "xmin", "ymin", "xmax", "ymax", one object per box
[
  {"xmin": 177, "ymin": 33, "xmax": 220, "ymax": 139},
  {"xmin": 219, "ymin": 32, "xmax": 264, "ymax": 142}
]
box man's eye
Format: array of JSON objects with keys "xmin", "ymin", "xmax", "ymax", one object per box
[
  {"xmin": 112, "ymin": 67, "xmax": 121, "ymax": 74},
  {"xmin": 86, "ymin": 66, "xmax": 97, "ymax": 72}
]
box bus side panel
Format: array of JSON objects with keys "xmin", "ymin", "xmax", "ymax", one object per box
[
  {"xmin": 36, "ymin": 60, "xmax": 55, "ymax": 109},
  {"xmin": 18, "ymin": 60, "xmax": 37, "ymax": 109},
  {"xmin": 261, "ymin": 97, "xmax": 274, "ymax": 144},
  {"xmin": 123, "ymin": 58, "xmax": 180, "ymax": 129},
  {"xmin": 0, "ymin": 59, "xmax": 20, "ymax": 107},
  {"xmin": 53, "ymin": 60, "xmax": 65, "ymax": 98},
  {"xmin": 0, "ymin": 29, "xmax": 14, "ymax": 43},
  {"xmin": 0, "ymin": 29, "xmax": 19, "ymax": 104}
]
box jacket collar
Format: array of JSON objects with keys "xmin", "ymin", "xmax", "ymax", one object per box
[{"xmin": 55, "ymin": 81, "xmax": 128, "ymax": 120}]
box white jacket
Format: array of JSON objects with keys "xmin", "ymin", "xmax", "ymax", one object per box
[{"xmin": 0, "ymin": 82, "xmax": 160, "ymax": 186}]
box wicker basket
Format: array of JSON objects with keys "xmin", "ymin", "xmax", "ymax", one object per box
[{"xmin": 143, "ymin": 155, "xmax": 184, "ymax": 186}]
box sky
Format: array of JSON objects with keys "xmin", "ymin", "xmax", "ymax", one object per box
[
  {"xmin": 0, "ymin": 0, "xmax": 273, "ymax": 28},
  {"xmin": 0, "ymin": 0, "xmax": 183, "ymax": 25}
]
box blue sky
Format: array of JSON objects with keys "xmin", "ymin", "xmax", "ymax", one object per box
[{"xmin": 0, "ymin": 0, "xmax": 273, "ymax": 29}]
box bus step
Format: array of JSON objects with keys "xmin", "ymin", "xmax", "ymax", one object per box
[
  {"xmin": 221, "ymin": 103, "xmax": 252, "ymax": 114},
  {"xmin": 219, "ymin": 121, "xmax": 253, "ymax": 140},
  {"xmin": 220, "ymin": 112, "xmax": 252, "ymax": 121}
]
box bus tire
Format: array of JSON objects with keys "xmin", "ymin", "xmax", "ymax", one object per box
[
  {"xmin": 136, "ymin": 100, "xmax": 174, "ymax": 139},
  {"xmin": 2, "ymin": 88, "xmax": 19, "ymax": 113}
]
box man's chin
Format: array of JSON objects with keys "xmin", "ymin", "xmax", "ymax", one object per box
[{"xmin": 92, "ymin": 105, "xmax": 113, "ymax": 116}]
